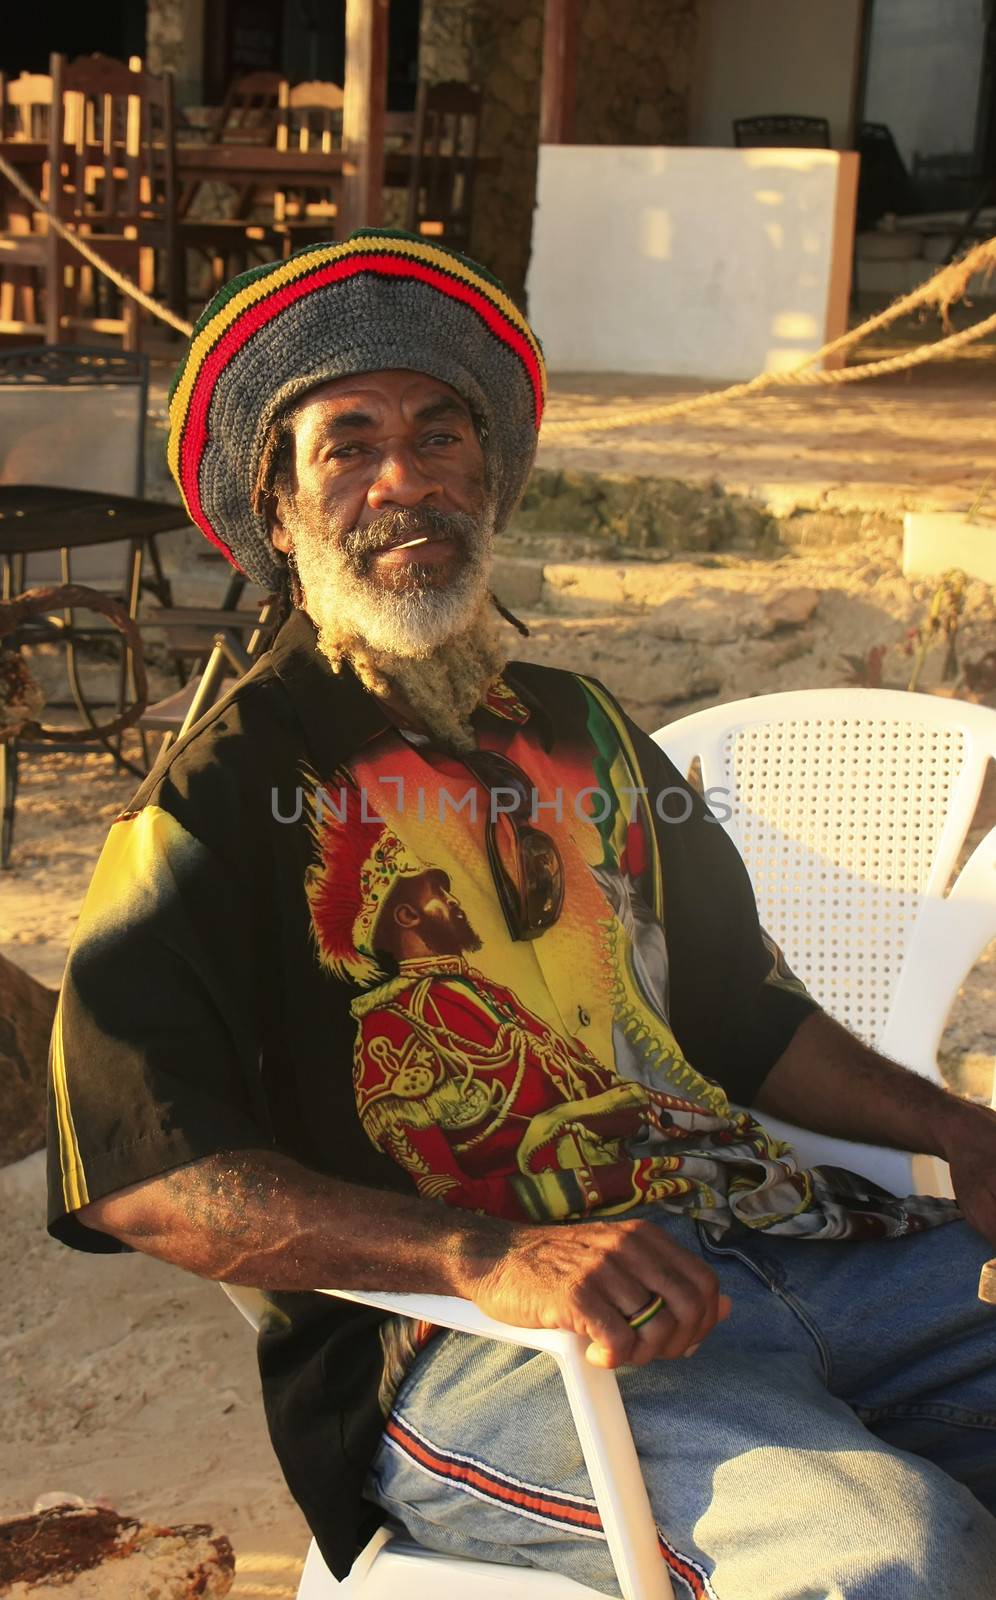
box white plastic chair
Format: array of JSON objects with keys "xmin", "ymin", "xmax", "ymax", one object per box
[
  {"xmin": 221, "ymin": 1283, "xmax": 673, "ymax": 1600},
  {"xmin": 654, "ymin": 687, "xmax": 996, "ymax": 1195}
]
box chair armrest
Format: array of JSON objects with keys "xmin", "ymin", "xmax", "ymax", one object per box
[
  {"xmin": 145, "ymin": 606, "xmax": 263, "ymax": 629},
  {"xmin": 323, "ymin": 1288, "xmax": 673, "ymax": 1600}
]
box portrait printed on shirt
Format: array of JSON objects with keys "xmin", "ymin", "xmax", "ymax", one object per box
[{"xmin": 302, "ymin": 676, "xmax": 745, "ymax": 1225}]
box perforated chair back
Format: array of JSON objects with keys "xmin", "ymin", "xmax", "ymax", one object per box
[
  {"xmin": 655, "ymin": 689, "xmax": 996, "ymax": 1193},
  {"xmin": 0, "ymin": 346, "xmax": 147, "ymax": 589}
]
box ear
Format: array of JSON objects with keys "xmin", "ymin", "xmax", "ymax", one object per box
[
  {"xmin": 268, "ymin": 499, "xmax": 293, "ymax": 554},
  {"xmin": 392, "ymin": 901, "xmax": 420, "ymax": 930}
]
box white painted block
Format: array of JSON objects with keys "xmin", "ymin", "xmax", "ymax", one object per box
[
  {"xmin": 527, "ymin": 145, "xmax": 856, "ymax": 380},
  {"xmin": 903, "ymin": 511, "xmax": 996, "ymax": 585}
]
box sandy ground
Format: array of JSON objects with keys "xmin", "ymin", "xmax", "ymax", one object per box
[
  {"xmin": 0, "ymin": 1153, "xmax": 311, "ymax": 1599},
  {"xmin": 3, "ymin": 342, "xmax": 995, "ymax": 1594},
  {"xmin": 536, "ymin": 313, "xmax": 996, "ymax": 519}
]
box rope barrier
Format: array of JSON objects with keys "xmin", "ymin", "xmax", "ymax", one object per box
[
  {"xmin": 1, "ymin": 147, "xmax": 993, "ymax": 436},
  {"xmin": 0, "ymin": 150, "xmax": 195, "ymax": 337}
]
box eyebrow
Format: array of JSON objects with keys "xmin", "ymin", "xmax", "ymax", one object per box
[
  {"xmin": 412, "ymin": 396, "xmax": 470, "ymax": 425},
  {"xmin": 323, "ymin": 408, "xmax": 377, "ymax": 433},
  {"xmin": 318, "ymin": 394, "xmax": 470, "ymax": 437}
]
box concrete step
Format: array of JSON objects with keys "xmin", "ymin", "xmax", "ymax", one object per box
[{"xmin": 491, "ymin": 555, "xmax": 821, "ymax": 638}]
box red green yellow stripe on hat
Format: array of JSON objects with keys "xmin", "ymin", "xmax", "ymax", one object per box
[{"xmin": 167, "ymin": 231, "xmax": 547, "ymax": 580}]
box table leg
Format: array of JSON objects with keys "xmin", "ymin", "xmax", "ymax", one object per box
[{"xmin": 0, "ymin": 738, "xmax": 19, "ymax": 870}]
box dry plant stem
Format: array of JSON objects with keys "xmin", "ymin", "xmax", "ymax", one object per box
[
  {"xmin": 967, "ymin": 472, "xmax": 994, "ymax": 524},
  {"xmin": 907, "ymin": 570, "xmax": 966, "ymax": 693}
]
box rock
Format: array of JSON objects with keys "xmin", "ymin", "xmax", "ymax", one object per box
[
  {"xmin": 762, "ymin": 586, "xmax": 821, "ymax": 629},
  {"xmin": 0, "ymin": 1505, "xmax": 235, "ymax": 1597},
  {"xmin": 0, "ymin": 950, "xmax": 57, "ymax": 1167},
  {"xmin": 542, "ymin": 562, "xmax": 630, "ymax": 613},
  {"xmin": 490, "ymin": 555, "xmax": 544, "ymax": 610},
  {"xmin": 649, "ymin": 590, "xmax": 757, "ymax": 643},
  {"xmin": 647, "ymin": 572, "xmax": 821, "ymax": 643}
]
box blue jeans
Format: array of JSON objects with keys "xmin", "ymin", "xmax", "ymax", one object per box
[{"xmin": 366, "ymin": 1210, "xmax": 996, "ymax": 1599}]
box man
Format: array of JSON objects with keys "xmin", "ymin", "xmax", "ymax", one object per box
[{"xmin": 48, "ymin": 232, "xmax": 996, "ymax": 1598}]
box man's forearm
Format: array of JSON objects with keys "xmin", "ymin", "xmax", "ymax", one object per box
[
  {"xmin": 77, "ymin": 1148, "xmax": 507, "ymax": 1296},
  {"xmin": 76, "ymin": 1147, "xmax": 735, "ymax": 1367},
  {"xmin": 755, "ymin": 1008, "xmax": 992, "ymax": 1158}
]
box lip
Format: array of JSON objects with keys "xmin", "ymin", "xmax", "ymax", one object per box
[{"xmin": 371, "ymin": 534, "xmax": 459, "ymax": 568}]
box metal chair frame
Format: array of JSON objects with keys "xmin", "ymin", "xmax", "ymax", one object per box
[
  {"xmin": 732, "ymin": 113, "xmax": 831, "ymax": 149},
  {"xmin": 0, "ymin": 345, "xmax": 157, "ymax": 866}
]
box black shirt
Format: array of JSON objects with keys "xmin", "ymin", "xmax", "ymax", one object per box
[{"xmin": 48, "ymin": 608, "xmax": 819, "ymax": 1577}]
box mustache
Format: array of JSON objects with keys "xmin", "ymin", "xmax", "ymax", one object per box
[{"xmin": 340, "ymin": 507, "xmax": 480, "ymax": 568}]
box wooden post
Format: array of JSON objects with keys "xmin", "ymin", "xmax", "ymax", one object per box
[
  {"xmin": 540, "ymin": 0, "xmax": 580, "ymax": 145},
  {"xmin": 341, "ymin": 0, "xmax": 389, "ymax": 234}
]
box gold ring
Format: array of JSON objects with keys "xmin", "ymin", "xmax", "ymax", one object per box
[{"xmin": 626, "ymin": 1294, "xmax": 664, "ymax": 1331}]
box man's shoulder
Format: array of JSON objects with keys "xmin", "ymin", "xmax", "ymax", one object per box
[
  {"xmin": 506, "ymin": 660, "xmax": 638, "ymax": 721},
  {"xmin": 126, "ymin": 637, "xmax": 365, "ymax": 852},
  {"xmin": 506, "ymin": 659, "xmax": 598, "ymax": 695},
  {"xmin": 130, "ymin": 651, "xmax": 297, "ymax": 817}
]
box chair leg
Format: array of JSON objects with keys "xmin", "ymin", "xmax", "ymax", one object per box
[
  {"xmin": 0, "ymin": 739, "xmax": 19, "ymax": 869},
  {"xmin": 144, "ymin": 536, "xmax": 174, "ymax": 607},
  {"xmin": 123, "ymin": 292, "xmax": 140, "ymax": 352},
  {"xmin": 44, "ymin": 235, "xmax": 62, "ymax": 345}
]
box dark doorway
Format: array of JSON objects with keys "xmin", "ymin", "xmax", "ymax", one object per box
[
  {"xmin": 0, "ymin": 5, "xmax": 147, "ymax": 75},
  {"xmin": 859, "ymin": 0, "xmax": 991, "ymax": 212},
  {"xmin": 203, "ymin": 0, "xmax": 422, "ymax": 109}
]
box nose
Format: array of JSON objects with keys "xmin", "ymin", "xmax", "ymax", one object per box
[{"xmin": 367, "ymin": 444, "xmax": 444, "ymax": 512}]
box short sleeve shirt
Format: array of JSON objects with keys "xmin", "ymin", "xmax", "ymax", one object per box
[{"xmin": 47, "ymin": 608, "xmax": 821, "ymax": 1576}]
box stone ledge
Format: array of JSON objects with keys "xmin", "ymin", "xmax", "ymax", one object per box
[{"xmin": 512, "ymin": 467, "xmax": 903, "ymax": 554}]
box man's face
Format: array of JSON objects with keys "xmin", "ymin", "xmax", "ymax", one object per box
[
  {"xmin": 269, "ymin": 370, "xmax": 493, "ymax": 657},
  {"xmin": 389, "ymin": 869, "xmax": 481, "ymax": 958}
]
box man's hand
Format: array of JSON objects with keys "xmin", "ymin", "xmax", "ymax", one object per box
[
  {"xmin": 466, "ymin": 1215, "xmax": 731, "ymax": 1369},
  {"xmin": 937, "ymin": 1100, "xmax": 996, "ymax": 1249}
]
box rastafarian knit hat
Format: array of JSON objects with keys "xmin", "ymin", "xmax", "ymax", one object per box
[{"xmin": 167, "ymin": 229, "xmax": 547, "ymax": 590}]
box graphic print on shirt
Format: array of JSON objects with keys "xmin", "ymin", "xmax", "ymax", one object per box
[
  {"xmin": 304, "ymin": 675, "xmax": 805, "ymax": 1227},
  {"xmin": 302, "ymin": 671, "xmax": 951, "ymax": 1242}
]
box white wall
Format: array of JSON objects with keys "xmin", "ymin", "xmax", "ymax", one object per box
[
  {"xmin": 690, "ymin": 0, "xmax": 864, "ymax": 149},
  {"xmin": 527, "ymin": 145, "xmax": 857, "ymax": 380}
]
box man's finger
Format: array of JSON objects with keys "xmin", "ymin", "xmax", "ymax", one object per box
[{"xmin": 621, "ymin": 1254, "xmax": 724, "ymax": 1357}]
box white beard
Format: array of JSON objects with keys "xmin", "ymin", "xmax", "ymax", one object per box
[
  {"xmin": 292, "ymin": 505, "xmax": 496, "ymax": 661},
  {"xmin": 285, "ymin": 501, "xmax": 510, "ymax": 746}
]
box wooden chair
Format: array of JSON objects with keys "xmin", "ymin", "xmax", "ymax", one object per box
[
  {"xmin": 404, "ymin": 81, "xmax": 482, "ymax": 250},
  {"xmin": 272, "ymin": 80, "xmax": 343, "ymax": 251},
  {"xmin": 0, "ymin": 71, "xmax": 56, "ymax": 140},
  {"xmin": 177, "ymin": 70, "xmax": 289, "ymax": 303},
  {"xmin": 0, "ymin": 54, "xmax": 179, "ymax": 349},
  {"xmin": 732, "ymin": 114, "xmax": 831, "ymax": 149},
  {"xmin": 0, "ymin": 72, "xmax": 55, "ymax": 337},
  {"xmin": 211, "ymin": 69, "xmax": 287, "ymax": 149}
]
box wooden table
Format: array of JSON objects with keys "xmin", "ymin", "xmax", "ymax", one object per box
[{"xmin": 176, "ymin": 142, "xmax": 495, "ymax": 188}]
